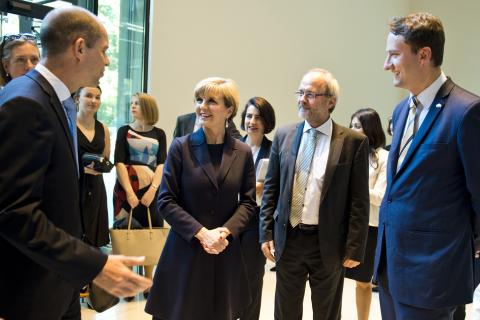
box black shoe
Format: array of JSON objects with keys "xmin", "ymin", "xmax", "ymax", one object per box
[
  {"xmin": 143, "ymin": 291, "xmax": 149, "ymax": 299},
  {"xmin": 124, "ymin": 296, "xmax": 135, "ymax": 302},
  {"xmin": 372, "ymin": 286, "xmax": 379, "ymax": 292},
  {"xmin": 270, "ymin": 266, "xmax": 276, "ymax": 271}
]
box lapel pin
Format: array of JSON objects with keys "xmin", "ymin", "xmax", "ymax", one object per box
[{"xmin": 436, "ymin": 103, "xmax": 442, "ymax": 108}]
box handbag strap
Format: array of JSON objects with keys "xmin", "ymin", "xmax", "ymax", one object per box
[
  {"xmin": 127, "ymin": 209, "xmax": 133, "ymax": 230},
  {"xmin": 127, "ymin": 207, "xmax": 154, "ymax": 230},
  {"xmin": 146, "ymin": 207, "xmax": 153, "ymax": 230}
]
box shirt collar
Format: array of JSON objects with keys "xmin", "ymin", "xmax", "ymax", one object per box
[
  {"xmin": 303, "ymin": 117, "xmax": 332, "ymax": 137},
  {"xmin": 412, "ymin": 72, "xmax": 447, "ymax": 110},
  {"xmin": 35, "ymin": 63, "xmax": 71, "ymax": 102}
]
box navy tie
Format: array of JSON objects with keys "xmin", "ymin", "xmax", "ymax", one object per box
[{"xmin": 63, "ymin": 97, "xmax": 79, "ymax": 174}]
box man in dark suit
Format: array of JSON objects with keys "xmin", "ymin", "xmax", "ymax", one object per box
[
  {"xmin": 173, "ymin": 111, "xmax": 241, "ymax": 139},
  {"xmin": 259, "ymin": 68, "xmax": 370, "ymax": 319},
  {"xmin": 0, "ymin": 7, "xmax": 151, "ymax": 320},
  {"xmin": 373, "ymin": 12, "xmax": 480, "ymax": 319}
]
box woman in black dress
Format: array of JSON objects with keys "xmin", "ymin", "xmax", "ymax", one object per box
[
  {"xmin": 239, "ymin": 97, "xmax": 276, "ymax": 320},
  {"xmin": 75, "ymin": 86, "xmax": 110, "ymax": 247},
  {"xmin": 113, "ymin": 92, "xmax": 167, "ymax": 299}
]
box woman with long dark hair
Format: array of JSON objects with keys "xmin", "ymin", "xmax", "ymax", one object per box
[{"xmin": 347, "ymin": 107, "xmax": 388, "ymax": 320}]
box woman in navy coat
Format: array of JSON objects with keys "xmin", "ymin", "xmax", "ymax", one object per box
[
  {"xmin": 238, "ymin": 97, "xmax": 276, "ymax": 320},
  {"xmin": 145, "ymin": 77, "xmax": 256, "ymax": 320}
]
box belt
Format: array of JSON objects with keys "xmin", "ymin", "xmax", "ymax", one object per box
[{"xmin": 297, "ymin": 223, "xmax": 318, "ymax": 232}]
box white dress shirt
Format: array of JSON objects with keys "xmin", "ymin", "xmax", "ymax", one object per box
[
  {"xmin": 369, "ymin": 148, "xmax": 388, "ymax": 226},
  {"xmin": 298, "ymin": 118, "xmax": 332, "ymax": 225},
  {"xmin": 35, "ymin": 64, "xmax": 71, "ymax": 103}
]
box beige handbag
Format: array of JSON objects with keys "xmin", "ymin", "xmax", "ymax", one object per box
[{"xmin": 110, "ymin": 208, "xmax": 169, "ymax": 265}]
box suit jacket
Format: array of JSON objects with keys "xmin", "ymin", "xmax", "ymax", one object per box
[
  {"xmin": 173, "ymin": 112, "xmax": 242, "ymax": 139},
  {"xmin": 373, "ymin": 78, "xmax": 480, "ymax": 308},
  {"xmin": 259, "ymin": 121, "xmax": 370, "ymax": 272},
  {"xmin": 240, "ymin": 135, "xmax": 272, "ymax": 229},
  {"xmin": 0, "ymin": 70, "xmax": 107, "ymax": 320},
  {"xmin": 145, "ymin": 129, "xmax": 256, "ymax": 320}
]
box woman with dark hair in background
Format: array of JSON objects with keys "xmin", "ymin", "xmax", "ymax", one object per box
[
  {"xmin": 114, "ymin": 92, "xmax": 167, "ymax": 299},
  {"xmin": 75, "ymin": 86, "xmax": 110, "ymax": 247},
  {"xmin": 0, "ymin": 33, "xmax": 40, "ymax": 87},
  {"xmin": 239, "ymin": 96, "xmax": 276, "ymax": 320},
  {"xmin": 347, "ymin": 107, "xmax": 388, "ymax": 320},
  {"xmin": 145, "ymin": 77, "xmax": 256, "ymax": 320}
]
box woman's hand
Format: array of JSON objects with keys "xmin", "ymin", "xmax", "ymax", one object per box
[
  {"xmin": 127, "ymin": 193, "xmax": 139, "ymax": 209},
  {"xmin": 195, "ymin": 227, "xmax": 230, "ymax": 254},
  {"xmin": 140, "ymin": 187, "xmax": 156, "ymax": 207},
  {"xmin": 84, "ymin": 166, "xmax": 101, "ymax": 175}
]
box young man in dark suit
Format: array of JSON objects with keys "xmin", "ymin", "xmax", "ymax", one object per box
[
  {"xmin": 374, "ymin": 12, "xmax": 480, "ymax": 319},
  {"xmin": 173, "ymin": 109, "xmax": 241, "ymax": 139},
  {"xmin": 259, "ymin": 68, "xmax": 370, "ymax": 319},
  {"xmin": 0, "ymin": 6, "xmax": 151, "ymax": 320}
]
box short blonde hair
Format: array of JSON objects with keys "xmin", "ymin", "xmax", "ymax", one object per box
[
  {"xmin": 135, "ymin": 92, "xmax": 159, "ymax": 125},
  {"xmin": 193, "ymin": 77, "xmax": 239, "ymax": 120}
]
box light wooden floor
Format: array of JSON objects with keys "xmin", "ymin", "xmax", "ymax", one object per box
[{"xmin": 81, "ymin": 260, "xmax": 472, "ymax": 319}]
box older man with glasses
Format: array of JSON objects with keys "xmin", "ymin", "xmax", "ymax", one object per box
[{"xmin": 259, "ymin": 68, "xmax": 370, "ymax": 320}]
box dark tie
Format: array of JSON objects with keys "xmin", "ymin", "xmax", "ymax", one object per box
[
  {"xmin": 397, "ymin": 96, "xmax": 422, "ymax": 170},
  {"xmin": 63, "ymin": 97, "xmax": 79, "ymax": 174},
  {"xmin": 290, "ymin": 128, "xmax": 319, "ymax": 227}
]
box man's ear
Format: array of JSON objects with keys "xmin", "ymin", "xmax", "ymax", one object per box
[
  {"xmin": 73, "ymin": 37, "xmax": 86, "ymax": 61},
  {"xmin": 418, "ymin": 47, "xmax": 432, "ymax": 64}
]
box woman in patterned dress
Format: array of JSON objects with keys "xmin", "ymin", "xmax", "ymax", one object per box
[{"xmin": 113, "ymin": 92, "xmax": 167, "ymax": 299}]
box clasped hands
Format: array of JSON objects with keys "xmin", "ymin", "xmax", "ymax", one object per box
[{"xmin": 195, "ymin": 227, "xmax": 230, "ymax": 255}]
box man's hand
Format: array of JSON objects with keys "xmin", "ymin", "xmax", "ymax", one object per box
[
  {"xmin": 93, "ymin": 255, "xmax": 152, "ymax": 297},
  {"xmin": 343, "ymin": 258, "xmax": 360, "ymax": 268},
  {"xmin": 261, "ymin": 240, "xmax": 275, "ymax": 262},
  {"xmin": 195, "ymin": 227, "xmax": 229, "ymax": 254}
]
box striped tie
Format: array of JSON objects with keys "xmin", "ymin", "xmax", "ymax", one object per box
[
  {"xmin": 397, "ymin": 96, "xmax": 421, "ymax": 170},
  {"xmin": 290, "ymin": 128, "xmax": 318, "ymax": 228}
]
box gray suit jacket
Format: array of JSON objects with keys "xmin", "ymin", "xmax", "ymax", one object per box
[{"xmin": 259, "ymin": 121, "xmax": 370, "ymax": 271}]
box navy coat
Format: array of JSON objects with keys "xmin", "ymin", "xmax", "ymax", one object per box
[
  {"xmin": 373, "ymin": 78, "xmax": 480, "ymax": 308},
  {"xmin": 145, "ymin": 128, "xmax": 256, "ymax": 320}
]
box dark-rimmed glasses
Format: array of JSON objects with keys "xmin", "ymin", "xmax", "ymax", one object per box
[
  {"xmin": 294, "ymin": 90, "xmax": 333, "ymax": 100},
  {"xmin": 2, "ymin": 33, "xmax": 37, "ymax": 44}
]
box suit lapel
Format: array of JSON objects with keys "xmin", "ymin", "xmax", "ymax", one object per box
[
  {"xmin": 26, "ymin": 70, "xmax": 76, "ymax": 164},
  {"xmin": 320, "ymin": 122, "xmax": 344, "ymax": 204},
  {"xmin": 218, "ymin": 134, "xmax": 237, "ymax": 187},
  {"xmin": 189, "ymin": 129, "xmax": 218, "ymax": 190},
  {"xmin": 254, "ymin": 136, "xmax": 271, "ymax": 169},
  {"xmin": 186, "ymin": 113, "xmax": 196, "ymax": 133},
  {"xmin": 389, "ymin": 98, "xmax": 410, "ymax": 181},
  {"xmin": 288, "ymin": 122, "xmax": 304, "ymax": 169},
  {"xmin": 395, "ymin": 79, "xmax": 454, "ymax": 176}
]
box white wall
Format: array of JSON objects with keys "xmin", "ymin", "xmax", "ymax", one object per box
[{"xmin": 148, "ymin": 0, "xmax": 479, "ymax": 145}]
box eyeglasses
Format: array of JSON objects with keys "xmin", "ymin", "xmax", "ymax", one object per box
[
  {"xmin": 2, "ymin": 33, "xmax": 37, "ymax": 43},
  {"xmin": 294, "ymin": 90, "xmax": 333, "ymax": 100}
]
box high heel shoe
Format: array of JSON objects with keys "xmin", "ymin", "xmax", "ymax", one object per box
[
  {"xmin": 143, "ymin": 291, "xmax": 149, "ymax": 299},
  {"xmin": 124, "ymin": 296, "xmax": 135, "ymax": 302}
]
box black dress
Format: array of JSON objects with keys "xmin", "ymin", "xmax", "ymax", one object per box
[{"xmin": 77, "ymin": 120, "xmax": 109, "ymax": 247}]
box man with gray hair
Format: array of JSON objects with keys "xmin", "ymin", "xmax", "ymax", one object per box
[
  {"xmin": 0, "ymin": 6, "xmax": 151, "ymax": 320},
  {"xmin": 260, "ymin": 68, "xmax": 370, "ymax": 319}
]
